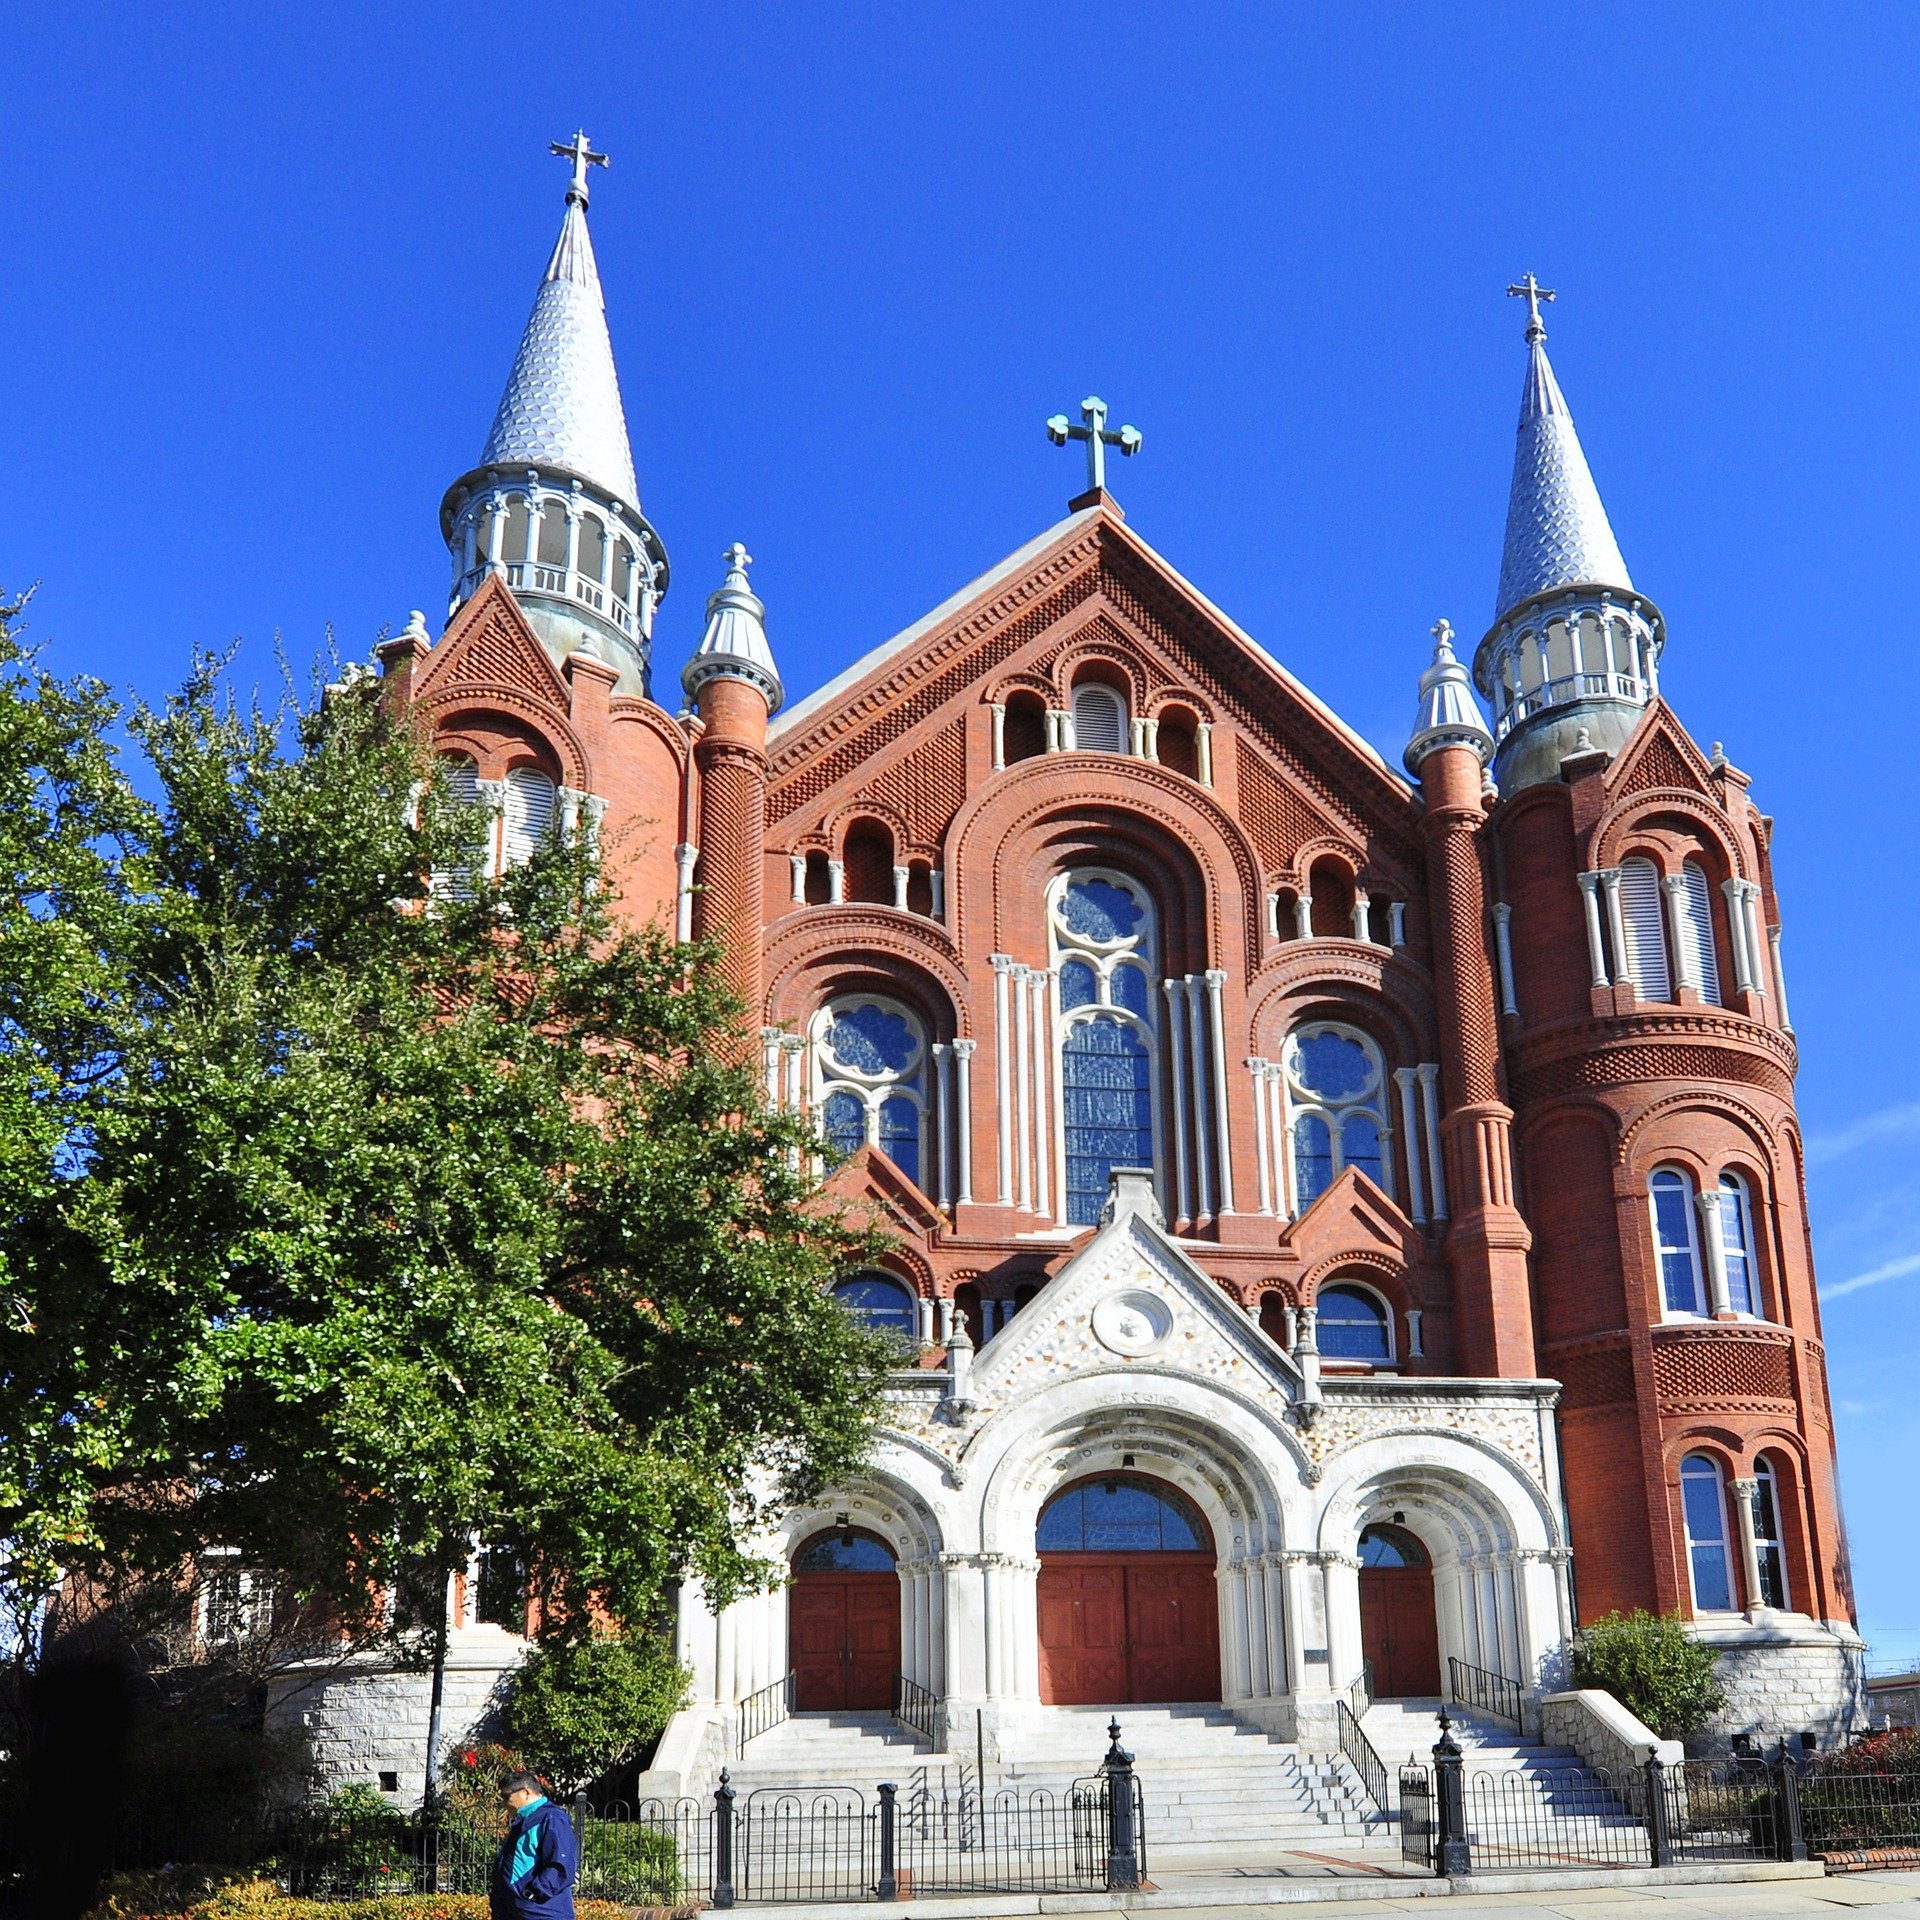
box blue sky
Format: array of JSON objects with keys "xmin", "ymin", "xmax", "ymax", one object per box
[{"xmin": 5, "ymin": 7, "xmax": 1918, "ymax": 1664}]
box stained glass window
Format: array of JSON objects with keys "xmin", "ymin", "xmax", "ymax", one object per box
[
  {"xmin": 832, "ymin": 1272, "xmax": 919, "ymax": 1346},
  {"xmin": 1060, "ymin": 877, "xmax": 1145, "ymax": 945},
  {"xmin": 1036, "ymin": 1477, "xmax": 1210, "ymax": 1553},
  {"xmin": 794, "ymin": 1529, "xmax": 897, "ymax": 1573},
  {"xmin": 1062, "ymin": 1019, "xmax": 1153, "ymax": 1225},
  {"xmin": 813, "ymin": 997, "xmax": 927, "ymax": 1188},
  {"xmin": 1284, "ymin": 1024, "xmax": 1390, "ymax": 1207},
  {"xmin": 1318, "ymin": 1284, "xmax": 1392, "ymax": 1361}
]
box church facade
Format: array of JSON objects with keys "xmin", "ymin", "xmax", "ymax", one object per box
[{"xmin": 278, "ymin": 142, "xmax": 1863, "ymax": 1794}]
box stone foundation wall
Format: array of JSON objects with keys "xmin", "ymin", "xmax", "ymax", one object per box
[
  {"xmin": 1689, "ymin": 1621, "xmax": 1866, "ymax": 1756},
  {"xmin": 266, "ymin": 1629, "xmax": 529, "ymax": 1803}
]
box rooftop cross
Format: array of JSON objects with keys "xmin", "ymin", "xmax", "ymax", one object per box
[
  {"xmin": 550, "ymin": 129, "xmax": 609, "ymax": 204},
  {"xmin": 1046, "ymin": 396, "xmax": 1142, "ymax": 500},
  {"xmin": 1506, "ymin": 273, "xmax": 1556, "ymax": 344}
]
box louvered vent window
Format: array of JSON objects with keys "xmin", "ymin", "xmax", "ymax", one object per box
[
  {"xmin": 1675, "ymin": 862, "xmax": 1722, "ymax": 1004},
  {"xmin": 502, "ymin": 767, "xmax": 556, "ymax": 868},
  {"xmin": 433, "ymin": 756, "xmax": 484, "ymax": 897},
  {"xmin": 1072, "ymin": 684, "xmax": 1126, "ymax": 754},
  {"xmin": 1618, "ymin": 857, "xmax": 1671, "ymax": 1000}
]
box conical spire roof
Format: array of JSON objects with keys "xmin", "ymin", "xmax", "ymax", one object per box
[
  {"xmin": 1494, "ymin": 312, "xmax": 1632, "ymax": 621},
  {"xmin": 479, "ymin": 162, "xmax": 640, "ymax": 507},
  {"xmin": 1405, "ymin": 620, "xmax": 1492, "ymax": 774},
  {"xmin": 683, "ymin": 545, "xmax": 783, "ymax": 713}
]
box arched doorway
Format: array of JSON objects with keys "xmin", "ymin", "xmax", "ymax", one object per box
[
  {"xmin": 790, "ymin": 1529, "xmax": 901, "ymax": 1712},
  {"xmin": 1357, "ymin": 1523, "xmax": 1440, "ymax": 1698},
  {"xmin": 1036, "ymin": 1476, "xmax": 1220, "ymax": 1705}
]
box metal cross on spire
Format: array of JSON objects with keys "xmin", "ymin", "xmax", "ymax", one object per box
[
  {"xmin": 551, "ymin": 129, "xmax": 609, "ymax": 203},
  {"xmin": 1506, "ymin": 273, "xmax": 1556, "ymax": 343},
  {"xmin": 1046, "ymin": 396, "xmax": 1142, "ymax": 500}
]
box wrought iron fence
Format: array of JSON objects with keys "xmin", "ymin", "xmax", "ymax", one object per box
[
  {"xmin": 1336, "ymin": 1697, "xmax": 1390, "ymax": 1817},
  {"xmin": 1462, "ymin": 1766, "xmax": 1647, "ymax": 1870},
  {"xmin": 737, "ymin": 1669, "xmax": 796, "ymax": 1753},
  {"xmin": 733, "ymin": 1787, "xmax": 872, "ymax": 1904},
  {"xmin": 1447, "ymin": 1655, "xmax": 1524, "ymax": 1731},
  {"xmin": 1799, "ymin": 1766, "xmax": 1920, "ymax": 1856},
  {"xmin": 886, "ymin": 1778, "xmax": 1133, "ymax": 1896},
  {"xmin": 892, "ymin": 1672, "xmax": 938, "ymax": 1746},
  {"xmin": 1399, "ymin": 1762, "xmax": 1433, "ymax": 1870}
]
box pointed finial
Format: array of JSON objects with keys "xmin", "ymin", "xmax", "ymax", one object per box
[
  {"xmin": 550, "ymin": 130, "xmax": 609, "ymax": 205},
  {"xmin": 1507, "ymin": 273, "xmax": 1556, "ymax": 343},
  {"xmin": 723, "ymin": 541, "xmax": 752, "ymax": 579},
  {"xmin": 1430, "ymin": 618, "xmax": 1456, "ymax": 660}
]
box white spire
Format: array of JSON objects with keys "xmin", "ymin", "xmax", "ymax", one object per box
[
  {"xmin": 478, "ymin": 133, "xmax": 640, "ymax": 507},
  {"xmin": 1405, "ymin": 619, "xmax": 1493, "ymax": 775},
  {"xmin": 1494, "ymin": 282, "xmax": 1632, "ymax": 622},
  {"xmin": 683, "ymin": 545, "xmax": 784, "ymax": 713}
]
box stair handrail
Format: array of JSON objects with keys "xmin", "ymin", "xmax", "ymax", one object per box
[
  {"xmin": 1446, "ymin": 1654, "xmax": 1524, "ymax": 1731},
  {"xmin": 892, "ymin": 1671, "xmax": 938, "ymax": 1746},
  {"xmin": 1348, "ymin": 1657, "xmax": 1374, "ymax": 1718},
  {"xmin": 736, "ymin": 1669, "xmax": 795, "ymax": 1754},
  {"xmin": 1335, "ymin": 1696, "xmax": 1391, "ymax": 1818}
]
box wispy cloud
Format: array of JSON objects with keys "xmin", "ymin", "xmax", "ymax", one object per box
[
  {"xmin": 1824, "ymin": 1251, "xmax": 1920, "ymax": 1300},
  {"xmin": 1808, "ymin": 1103, "xmax": 1920, "ymax": 1166}
]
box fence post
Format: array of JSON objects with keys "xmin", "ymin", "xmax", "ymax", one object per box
[
  {"xmin": 1432, "ymin": 1710, "xmax": 1471, "ymax": 1877},
  {"xmin": 876, "ymin": 1781, "xmax": 898, "ymax": 1901},
  {"xmin": 1771, "ymin": 1742, "xmax": 1809, "ymax": 1863},
  {"xmin": 712, "ymin": 1768, "xmax": 736, "ymax": 1910},
  {"xmin": 1644, "ymin": 1754, "xmax": 1672, "ymax": 1867},
  {"xmin": 1102, "ymin": 1717, "xmax": 1142, "ymax": 1890}
]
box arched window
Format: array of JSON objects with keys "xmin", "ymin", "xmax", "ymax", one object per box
[
  {"xmin": 1284, "ymin": 1025, "xmax": 1391, "ymax": 1208},
  {"xmin": 1316, "ymin": 1284, "xmax": 1393, "ymax": 1363},
  {"xmin": 1650, "ymin": 1168, "xmax": 1708, "ymax": 1316},
  {"xmin": 578, "ymin": 514, "xmax": 609, "ymax": 585},
  {"xmin": 1680, "ymin": 1453, "xmax": 1736, "ymax": 1611},
  {"xmin": 433, "ymin": 755, "xmax": 483, "ymax": 897},
  {"xmin": 1036, "ymin": 1476, "xmax": 1211, "ymax": 1553},
  {"xmin": 1050, "ymin": 872, "xmax": 1159, "ymax": 1225},
  {"xmin": 794, "ymin": 1529, "xmax": 896, "ymax": 1573},
  {"xmin": 501, "ymin": 766, "xmax": 556, "ymax": 868},
  {"xmin": 1003, "ymin": 693, "xmax": 1047, "ymax": 764},
  {"xmin": 536, "ymin": 502, "xmax": 568, "ymax": 567},
  {"xmin": 1358, "ymin": 1522, "xmax": 1429, "ymax": 1568},
  {"xmin": 1753, "ymin": 1456, "xmax": 1790, "ymax": 1609},
  {"xmin": 1157, "ymin": 712, "xmax": 1199, "ymax": 778},
  {"xmin": 813, "ymin": 996, "xmax": 927, "ymax": 1189},
  {"xmin": 1673, "ymin": 860, "xmax": 1722, "ymax": 1004},
  {"xmin": 1619, "ymin": 857, "xmax": 1672, "ymax": 1000},
  {"xmin": 504, "ymin": 498, "xmax": 532, "ymax": 566},
  {"xmin": 1716, "ymin": 1171, "xmax": 1757, "ymax": 1316},
  {"xmin": 1071, "ymin": 682, "xmax": 1127, "ymax": 754},
  {"xmin": 612, "ymin": 538, "xmax": 637, "ymax": 602},
  {"xmin": 1308, "ymin": 857, "xmax": 1356, "ymax": 940},
  {"xmin": 832, "ymin": 1271, "xmax": 919, "ymax": 1347},
  {"xmin": 842, "ymin": 821, "xmax": 895, "ymax": 905}
]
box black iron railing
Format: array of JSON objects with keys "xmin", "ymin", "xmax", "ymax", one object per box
[
  {"xmin": 1335, "ymin": 1697, "xmax": 1390, "ymax": 1819},
  {"xmin": 1461, "ymin": 1765, "xmax": 1647, "ymax": 1869},
  {"xmin": 737, "ymin": 1670, "xmax": 796, "ymax": 1754},
  {"xmin": 892, "ymin": 1673, "xmax": 938, "ymax": 1746},
  {"xmin": 1799, "ymin": 1764, "xmax": 1920, "ymax": 1857},
  {"xmin": 1399, "ymin": 1762, "xmax": 1434, "ymax": 1870},
  {"xmin": 1349, "ymin": 1657, "xmax": 1374, "ymax": 1718},
  {"xmin": 1447, "ymin": 1655, "xmax": 1524, "ymax": 1731}
]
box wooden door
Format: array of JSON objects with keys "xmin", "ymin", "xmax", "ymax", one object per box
[
  {"xmin": 1358, "ymin": 1565, "xmax": 1441, "ymax": 1697},
  {"xmin": 790, "ymin": 1573, "xmax": 901, "ymax": 1711},
  {"xmin": 1037, "ymin": 1555, "xmax": 1219, "ymax": 1704}
]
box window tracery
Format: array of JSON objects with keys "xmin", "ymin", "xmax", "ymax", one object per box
[
  {"xmin": 1285, "ymin": 1024, "xmax": 1391, "ymax": 1208},
  {"xmin": 812, "ymin": 996, "xmax": 928, "ymax": 1190}
]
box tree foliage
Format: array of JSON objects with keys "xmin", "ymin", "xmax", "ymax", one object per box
[
  {"xmin": 1571, "ymin": 1608, "xmax": 1728, "ymax": 1739},
  {"xmin": 0, "ymin": 602, "xmax": 895, "ymax": 1694}
]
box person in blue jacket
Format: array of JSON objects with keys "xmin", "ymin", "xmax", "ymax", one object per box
[{"xmin": 490, "ymin": 1770, "xmax": 578, "ymax": 1920}]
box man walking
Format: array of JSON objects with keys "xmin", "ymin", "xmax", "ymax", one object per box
[{"xmin": 490, "ymin": 1770, "xmax": 578, "ymax": 1920}]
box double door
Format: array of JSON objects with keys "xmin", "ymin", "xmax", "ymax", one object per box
[
  {"xmin": 790, "ymin": 1571, "xmax": 900, "ymax": 1712},
  {"xmin": 1358, "ymin": 1565, "xmax": 1441, "ymax": 1697},
  {"xmin": 1037, "ymin": 1554, "xmax": 1220, "ymax": 1705}
]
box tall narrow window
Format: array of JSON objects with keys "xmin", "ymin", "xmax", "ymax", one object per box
[
  {"xmin": 1051, "ymin": 872, "xmax": 1159, "ymax": 1225},
  {"xmin": 1753, "ymin": 1458, "xmax": 1790, "ymax": 1609},
  {"xmin": 1619, "ymin": 857, "xmax": 1672, "ymax": 999},
  {"xmin": 501, "ymin": 766, "xmax": 556, "ymax": 868},
  {"xmin": 433, "ymin": 755, "xmax": 484, "ymax": 897},
  {"xmin": 1285, "ymin": 1025, "xmax": 1391, "ymax": 1208},
  {"xmin": 1650, "ymin": 1169, "xmax": 1707, "ymax": 1315},
  {"xmin": 1071, "ymin": 683, "xmax": 1127, "ymax": 754},
  {"xmin": 1674, "ymin": 861, "xmax": 1723, "ymax": 1004},
  {"xmin": 1681, "ymin": 1453, "xmax": 1736, "ymax": 1611},
  {"xmin": 813, "ymin": 997, "xmax": 927, "ymax": 1188},
  {"xmin": 1716, "ymin": 1172, "xmax": 1757, "ymax": 1316}
]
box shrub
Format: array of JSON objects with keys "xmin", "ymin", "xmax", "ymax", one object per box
[
  {"xmin": 85, "ymin": 1885, "xmax": 635, "ymax": 1920},
  {"xmin": 1571, "ymin": 1608, "xmax": 1727, "ymax": 1740},
  {"xmin": 507, "ymin": 1632, "xmax": 689, "ymax": 1795}
]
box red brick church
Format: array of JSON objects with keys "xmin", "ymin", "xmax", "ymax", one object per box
[{"xmin": 292, "ymin": 139, "xmax": 1861, "ymax": 1799}]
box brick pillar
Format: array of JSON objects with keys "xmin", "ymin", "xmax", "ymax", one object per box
[
  {"xmin": 1420, "ymin": 741, "xmax": 1535, "ymax": 1378},
  {"xmin": 691, "ymin": 675, "xmax": 769, "ymax": 1020}
]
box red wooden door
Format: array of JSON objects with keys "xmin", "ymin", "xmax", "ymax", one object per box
[
  {"xmin": 1037, "ymin": 1555, "xmax": 1219, "ymax": 1704},
  {"xmin": 790, "ymin": 1573, "xmax": 901, "ymax": 1711},
  {"xmin": 1358, "ymin": 1565, "xmax": 1441, "ymax": 1697}
]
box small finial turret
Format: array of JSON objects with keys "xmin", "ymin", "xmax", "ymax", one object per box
[
  {"xmin": 683, "ymin": 544, "xmax": 783, "ymax": 714},
  {"xmin": 1406, "ymin": 617, "xmax": 1494, "ymax": 776}
]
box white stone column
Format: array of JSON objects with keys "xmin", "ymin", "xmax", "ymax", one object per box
[
  {"xmin": 1142, "ymin": 716, "xmax": 1160, "ymax": 762},
  {"xmin": 1184, "ymin": 977, "xmax": 1215, "ymax": 1218},
  {"xmin": 1731, "ymin": 1477, "xmax": 1766, "ymax": 1613},
  {"xmin": 1013, "ymin": 967, "xmax": 1034, "ymax": 1212},
  {"xmin": 1600, "ymin": 868, "xmax": 1630, "ymax": 989},
  {"xmin": 1129, "ymin": 715, "xmax": 1148, "ymax": 757},
  {"xmin": 1045, "ymin": 708, "xmax": 1069, "ymax": 752},
  {"xmin": 1770, "ymin": 926, "xmax": 1793, "ymax": 1031},
  {"xmin": 782, "ymin": 1036, "xmax": 805, "ymax": 1114},
  {"xmin": 952, "ymin": 1039, "xmax": 976, "ymax": 1205},
  {"xmin": 1491, "ymin": 902, "xmax": 1520, "ymax": 1016},
  {"xmin": 1029, "ymin": 968, "xmax": 1053, "ymax": 1219},
  {"xmin": 989, "ymin": 702, "xmax": 1006, "ymax": 770},
  {"xmin": 1695, "ymin": 1187, "xmax": 1734, "ymax": 1316},
  {"xmin": 1280, "ymin": 1552, "xmax": 1320, "ymax": 1698},
  {"xmin": 484, "ymin": 496, "xmax": 509, "ymax": 578},
  {"xmin": 1393, "ymin": 1067, "xmax": 1428, "ymax": 1223},
  {"xmin": 1722, "ymin": 878, "xmax": 1756, "ymax": 993},
  {"xmin": 1417, "ymin": 1063, "xmax": 1448, "ymax": 1219},
  {"xmin": 789, "ymin": 853, "xmax": 807, "ymax": 904},
  {"xmin": 991, "ymin": 956, "xmax": 1015, "ymax": 1203},
  {"xmin": 1247, "ymin": 1059, "xmax": 1273, "ymax": 1215},
  {"xmin": 1577, "ymin": 872, "xmax": 1611, "ymax": 987},
  {"xmin": 1661, "ymin": 873, "xmax": 1695, "ymax": 993},
  {"xmin": 1194, "ymin": 721, "xmax": 1214, "ymax": 786},
  {"xmin": 1293, "ymin": 893, "xmax": 1314, "ymax": 941},
  {"xmin": 1406, "ymin": 1307, "xmax": 1425, "ymax": 1357},
  {"xmin": 674, "ymin": 842, "xmax": 697, "ymax": 942},
  {"xmin": 1350, "ymin": 889, "xmax": 1371, "ymax": 942},
  {"xmin": 1389, "ymin": 900, "xmax": 1408, "ymax": 948},
  {"xmin": 892, "ymin": 865, "xmax": 910, "ymax": 910},
  {"xmin": 1266, "ymin": 891, "xmax": 1281, "ymax": 940},
  {"xmin": 823, "ymin": 858, "xmax": 844, "ymax": 905},
  {"xmin": 1163, "ymin": 979, "xmax": 1193, "ymax": 1226},
  {"xmin": 761, "ymin": 1028, "xmax": 783, "ymax": 1104},
  {"xmin": 1321, "ymin": 1553, "xmax": 1363, "ymax": 1701},
  {"xmin": 933, "ymin": 1043, "xmax": 954, "ymax": 1208},
  {"xmin": 1270, "ymin": 1057, "xmax": 1295, "ymax": 1220},
  {"xmin": 917, "ymin": 1297, "xmax": 936, "ymax": 1346},
  {"xmin": 930, "ymin": 869, "xmax": 946, "ymax": 921},
  {"xmin": 1204, "ymin": 970, "xmax": 1235, "ymax": 1214},
  {"xmin": 936, "ymin": 1296, "xmax": 954, "ymax": 1344},
  {"xmin": 942, "ymin": 1555, "xmax": 987, "ymax": 1701}
]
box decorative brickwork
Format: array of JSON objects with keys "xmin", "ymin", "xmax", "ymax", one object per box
[
  {"xmin": 864, "ymin": 717, "xmax": 969, "ymax": 851},
  {"xmin": 1237, "ymin": 746, "xmax": 1329, "ymax": 875},
  {"xmin": 1547, "ymin": 1338, "xmax": 1636, "ymax": 1411},
  {"xmin": 1512, "ymin": 1041, "xmax": 1793, "ymax": 1109},
  {"xmin": 1652, "ymin": 1329, "xmax": 1795, "ymax": 1410},
  {"xmin": 1614, "ymin": 730, "xmax": 1697, "ymax": 799}
]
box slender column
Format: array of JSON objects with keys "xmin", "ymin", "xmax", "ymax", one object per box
[
  {"xmin": 991, "ymin": 957, "xmax": 1015, "ymax": 1203},
  {"xmin": 1270, "ymin": 1064, "xmax": 1295, "ymax": 1220},
  {"xmin": 674, "ymin": 843, "xmax": 698, "ymax": 943},
  {"xmin": 1389, "ymin": 900, "xmax": 1408, "ymax": 948},
  {"xmin": 1721, "ymin": 878, "xmax": 1755, "ymax": 993},
  {"xmin": 933, "ymin": 1043, "xmax": 955, "ymax": 1208},
  {"xmin": 1321, "ymin": 1553, "xmax": 1363, "ymax": 1701},
  {"xmin": 1129, "ymin": 715, "xmax": 1148, "ymax": 756},
  {"xmin": 1204, "ymin": 970, "xmax": 1235, "ymax": 1213},
  {"xmin": 1393, "ymin": 1067, "xmax": 1428, "ymax": 1223},
  {"xmin": 1142, "ymin": 716, "xmax": 1160, "ymax": 761},
  {"xmin": 1261, "ymin": 1557, "xmax": 1290, "ymax": 1701},
  {"xmin": 1293, "ymin": 893, "xmax": 1313, "ymax": 941},
  {"xmin": 1417, "ymin": 1063, "xmax": 1448, "ymax": 1219},
  {"xmin": 1406, "ymin": 1307, "xmax": 1425, "ymax": 1357},
  {"xmin": 827, "ymin": 858, "xmax": 845, "ymax": 904},
  {"xmin": 952, "ymin": 1040, "xmax": 976, "ymax": 1205},
  {"xmin": 520, "ymin": 489, "xmax": 542, "ymax": 565},
  {"xmin": 1184, "ymin": 977, "xmax": 1215, "ymax": 1218},
  {"xmin": 1599, "ymin": 869, "xmax": 1630, "ymax": 989},
  {"xmin": 930, "ymin": 869, "xmax": 946, "ymax": 920},
  {"xmin": 484, "ymin": 496, "xmax": 509, "ymax": 578},
  {"xmin": 1661, "ymin": 873, "xmax": 1695, "ymax": 993},
  {"xmin": 1163, "ymin": 979, "xmax": 1193, "ymax": 1226},
  {"xmin": 761, "ymin": 1028, "xmax": 783, "ymax": 1104},
  {"xmin": 1247, "ymin": 1059, "xmax": 1273, "ymax": 1215},
  {"xmin": 1695, "ymin": 1187, "xmax": 1734, "ymax": 1316},
  {"xmin": 1194, "ymin": 721, "xmax": 1214, "ymax": 786},
  {"xmin": 1012, "ymin": 966, "xmax": 1034, "ymax": 1211},
  {"xmin": 1350, "ymin": 888, "xmax": 1371, "ymax": 941},
  {"xmin": 563, "ymin": 493, "xmax": 582, "ymax": 586},
  {"xmin": 1742, "ymin": 885, "xmax": 1767, "ymax": 997},
  {"xmin": 782, "ymin": 1037, "xmax": 804, "ymax": 1113},
  {"xmin": 1045, "ymin": 708, "xmax": 1069, "ymax": 752},
  {"xmin": 1266, "ymin": 890, "xmax": 1281, "ymax": 940},
  {"xmin": 892, "ymin": 865, "xmax": 910, "ymax": 911},
  {"xmin": 989, "ymin": 702, "xmax": 1007, "ymax": 770},
  {"xmin": 1491, "ymin": 903, "xmax": 1520, "ymax": 1017},
  {"xmin": 1028, "ymin": 968, "xmax": 1052, "ymax": 1220},
  {"xmin": 936, "ymin": 1296, "xmax": 954, "ymax": 1344},
  {"xmin": 789, "ymin": 853, "xmax": 807, "ymax": 904},
  {"xmin": 1732, "ymin": 1477, "xmax": 1766, "ymax": 1612},
  {"xmin": 1576, "ymin": 872, "xmax": 1611, "ymax": 987},
  {"xmin": 1769, "ymin": 925, "xmax": 1793, "ymax": 1031},
  {"xmin": 917, "ymin": 1298, "xmax": 935, "ymax": 1346}
]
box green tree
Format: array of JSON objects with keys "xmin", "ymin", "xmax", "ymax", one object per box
[
  {"xmin": 507, "ymin": 1632, "xmax": 690, "ymax": 1795},
  {"xmin": 1571, "ymin": 1609, "xmax": 1728, "ymax": 1740}
]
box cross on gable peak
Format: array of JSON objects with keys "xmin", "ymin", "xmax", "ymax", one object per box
[
  {"xmin": 1506, "ymin": 273, "xmax": 1556, "ymax": 344},
  {"xmin": 550, "ymin": 129, "xmax": 609, "ymax": 204}
]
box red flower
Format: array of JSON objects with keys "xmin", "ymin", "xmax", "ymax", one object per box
[{"xmin": 463, "ymin": 1750, "xmax": 478, "ymax": 1766}]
